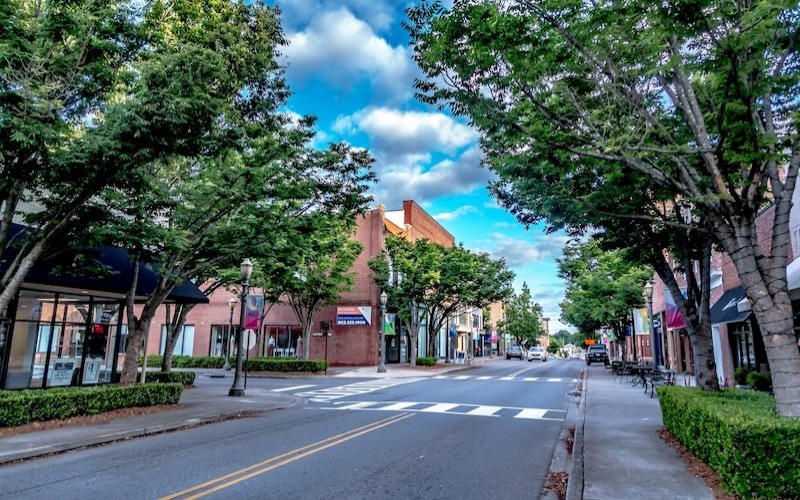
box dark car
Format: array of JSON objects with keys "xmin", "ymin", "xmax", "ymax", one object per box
[
  {"xmin": 586, "ymin": 345, "xmax": 609, "ymax": 366},
  {"xmin": 506, "ymin": 345, "xmax": 524, "ymax": 360}
]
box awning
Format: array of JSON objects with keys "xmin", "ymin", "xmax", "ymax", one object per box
[
  {"xmin": 2, "ymin": 224, "xmax": 208, "ymax": 304},
  {"xmin": 710, "ymin": 287, "xmax": 751, "ymax": 325}
]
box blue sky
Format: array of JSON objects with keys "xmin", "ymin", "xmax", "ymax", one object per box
[{"xmin": 273, "ymin": 1, "xmax": 572, "ymax": 333}]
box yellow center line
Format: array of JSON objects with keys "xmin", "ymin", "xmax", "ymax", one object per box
[{"xmin": 161, "ymin": 413, "xmax": 414, "ymax": 500}]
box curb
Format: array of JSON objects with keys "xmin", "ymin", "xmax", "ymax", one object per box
[{"xmin": 565, "ymin": 368, "xmax": 587, "ymax": 500}]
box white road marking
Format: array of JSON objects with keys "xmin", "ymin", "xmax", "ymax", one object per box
[
  {"xmin": 476, "ymin": 376, "xmax": 493, "ymax": 380},
  {"xmin": 296, "ymin": 378, "xmax": 423, "ymax": 402},
  {"xmin": 320, "ymin": 401, "xmax": 565, "ymax": 421},
  {"xmin": 515, "ymin": 409, "xmax": 548, "ymax": 419},
  {"xmin": 272, "ymin": 384, "xmax": 316, "ymax": 392}
]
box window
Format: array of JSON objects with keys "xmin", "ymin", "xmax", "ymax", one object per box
[{"xmin": 160, "ymin": 325, "xmax": 195, "ymax": 356}]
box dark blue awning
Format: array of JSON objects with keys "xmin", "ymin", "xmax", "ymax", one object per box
[
  {"xmin": 710, "ymin": 287, "xmax": 751, "ymax": 325},
  {"xmin": 1, "ymin": 224, "xmax": 208, "ymax": 304}
]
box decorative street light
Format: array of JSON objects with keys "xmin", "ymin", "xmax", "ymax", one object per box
[
  {"xmin": 229, "ymin": 258, "xmax": 253, "ymax": 397},
  {"xmin": 378, "ymin": 290, "xmax": 388, "ymax": 373},
  {"xmin": 224, "ymin": 297, "xmax": 236, "ymax": 371},
  {"xmin": 643, "ymin": 281, "xmax": 663, "ymax": 368}
]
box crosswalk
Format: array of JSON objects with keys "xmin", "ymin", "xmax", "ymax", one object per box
[
  {"xmin": 318, "ymin": 400, "xmax": 567, "ymax": 421},
  {"xmin": 294, "ymin": 378, "xmax": 423, "ymax": 403},
  {"xmin": 431, "ymin": 375, "xmax": 578, "ymax": 383}
]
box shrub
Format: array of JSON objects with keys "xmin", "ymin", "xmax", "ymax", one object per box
[
  {"xmin": 657, "ymin": 386, "xmax": 800, "ymax": 499},
  {"xmin": 416, "ymin": 357, "xmax": 437, "ymax": 367},
  {"xmin": 0, "ymin": 383, "xmax": 183, "ymax": 428},
  {"xmin": 243, "ymin": 358, "xmax": 327, "ymax": 372},
  {"xmin": 145, "ymin": 371, "xmax": 196, "ymax": 386},
  {"xmin": 143, "ymin": 355, "xmax": 227, "ymax": 369},
  {"xmin": 746, "ymin": 371, "xmax": 772, "ymax": 392},
  {"xmin": 733, "ymin": 366, "xmax": 751, "ymax": 385}
]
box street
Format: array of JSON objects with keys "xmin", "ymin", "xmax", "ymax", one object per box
[{"xmin": 0, "ymin": 359, "xmax": 582, "ymax": 500}]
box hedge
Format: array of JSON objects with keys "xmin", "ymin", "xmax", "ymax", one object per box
[
  {"xmin": 0, "ymin": 383, "xmax": 183, "ymax": 428},
  {"xmin": 145, "ymin": 371, "xmax": 196, "ymax": 386},
  {"xmin": 244, "ymin": 358, "xmax": 327, "ymax": 372},
  {"xmin": 144, "ymin": 355, "xmax": 226, "ymax": 369},
  {"xmin": 416, "ymin": 357, "xmax": 437, "ymax": 367},
  {"xmin": 657, "ymin": 386, "xmax": 800, "ymax": 499}
]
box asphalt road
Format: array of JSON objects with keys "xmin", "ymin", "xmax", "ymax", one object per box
[{"xmin": 0, "ymin": 359, "xmax": 583, "ymax": 500}]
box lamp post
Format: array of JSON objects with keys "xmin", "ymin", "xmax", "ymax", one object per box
[
  {"xmin": 224, "ymin": 297, "xmax": 235, "ymax": 371},
  {"xmin": 229, "ymin": 258, "xmax": 253, "ymax": 397},
  {"xmin": 378, "ymin": 290, "xmax": 388, "ymax": 373},
  {"xmin": 644, "ymin": 281, "xmax": 662, "ymax": 368}
]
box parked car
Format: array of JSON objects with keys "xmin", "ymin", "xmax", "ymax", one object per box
[
  {"xmin": 506, "ymin": 345, "xmax": 524, "ymax": 360},
  {"xmin": 527, "ymin": 346, "xmax": 546, "ymax": 362},
  {"xmin": 586, "ymin": 345, "xmax": 609, "ymax": 366}
]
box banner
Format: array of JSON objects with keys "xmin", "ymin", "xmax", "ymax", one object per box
[
  {"xmin": 336, "ymin": 306, "xmax": 372, "ymax": 326},
  {"xmin": 384, "ymin": 313, "xmax": 396, "ymax": 335},
  {"xmin": 245, "ymin": 295, "xmax": 263, "ymax": 330},
  {"xmin": 664, "ymin": 288, "xmax": 686, "ymax": 329},
  {"xmin": 632, "ymin": 308, "xmax": 650, "ymax": 335}
]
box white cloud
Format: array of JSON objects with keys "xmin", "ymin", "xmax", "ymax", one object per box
[
  {"xmin": 493, "ymin": 221, "xmax": 511, "ymax": 228},
  {"xmin": 334, "ymin": 107, "xmax": 478, "ymax": 163},
  {"xmin": 277, "ymin": 0, "xmax": 395, "ymax": 32},
  {"xmin": 282, "ymin": 8, "xmax": 417, "ymax": 101},
  {"xmin": 433, "ymin": 205, "xmax": 478, "ymax": 222},
  {"xmin": 486, "ymin": 233, "xmax": 570, "ymax": 268},
  {"xmin": 371, "ymin": 147, "xmax": 492, "ymax": 208}
]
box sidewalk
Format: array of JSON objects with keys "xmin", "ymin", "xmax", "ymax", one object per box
[
  {"xmin": 0, "ymin": 357, "xmax": 495, "ymax": 465},
  {"xmin": 568, "ymin": 366, "xmax": 713, "ymax": 500}
]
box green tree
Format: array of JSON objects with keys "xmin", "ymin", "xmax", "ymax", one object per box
[
  {"xmin": 558, "ymin": 240, "xmax": 651, "ymax": 354},
  {"xmin": 370, "ymin": 236, "xmax": 514, "ymax": 365},
  {"xmin": 405, "ymin": 1, "xmax": 800, "ymax": 412},
  {"xmin": 500, "ymin": 283, "xmax": 543, "ymax": 348},
  {"xmin": 282, "ymin": 216, "xmax": 364, "ymax": 360}
]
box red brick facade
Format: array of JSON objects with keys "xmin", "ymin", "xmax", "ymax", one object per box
[{"xmin": 141, "ymin": 201, "xmax": 456, "ymax": 366}]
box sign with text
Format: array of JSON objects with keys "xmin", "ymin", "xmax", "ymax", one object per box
[
  {"xmin": 336, "ymin": 306, "xmax": 372, "ymax": 326},
  {"xmin": 50, "ymin": 360, "xmax": 75, "ymax": 386}
]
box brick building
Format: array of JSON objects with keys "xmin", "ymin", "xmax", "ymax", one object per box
[{"xmin": 140, "ymin": 201, "xmax": 457, "ymax": 367}]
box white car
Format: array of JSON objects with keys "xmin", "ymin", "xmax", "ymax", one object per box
[{"xmin": 527, "ymin": 346, "xmax": 547, "ymax": 362}]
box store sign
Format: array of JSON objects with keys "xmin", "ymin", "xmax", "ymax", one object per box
[
  {"xmin": 336, "ymin": 306, "xmax": 372, "ymax": 326},
  {"xmin": 50, "ymin": 360, "xmax": 75, "ymax": 386},
  {"xmin": 82, "ymin": 359, "xmax": 101, "ymax": 384}
]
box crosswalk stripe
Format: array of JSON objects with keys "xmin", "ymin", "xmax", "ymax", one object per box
[
  {"xmin": 522, "ymin": 377, "xmax": 539, "ymax": 381},
  {"xmin": 454, "ymin": 376, "xmax": 471, "ymax": 380},
  {"xmin": 380, "ymin": 402, "xmax": 418, "ymax": 411},
  {"xmin": 420, "ymin": 403, "xmax": 459, "ymax": 413},
  {"xmin": 515, "ymin": 409, "xmax": 548, "ymax": 419},
  {"xmin": 272, "ymin": 384, "xmax": 315, "ymax": 392},
  {"xmin": 476, "ymin": 376, "xmax": 492, "ymax": 380},
  {"xmin": 337, "ymin": 402, "xmax": 379, "ymax": 410},
  {"xmin": 466, "ymin": 405, "xmax": 503, "ymax": 416},
  {"xmin": 547, "ymin": 378, "xmax": 561, "ymax": 382}
]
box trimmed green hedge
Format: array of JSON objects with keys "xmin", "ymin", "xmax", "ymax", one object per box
[
  {"xmin": 0, "ymin": 383, "xmax": 183, "ymax": 428},
  {"xmin": 657, "ymin": 386, "xmax": 800, "ymax": 499},
  {"xmin": 144, "ymin": 355, "xmax": 226, "ymax": 369},
  {"xmin": 145, "ymin": 371, "xmax": 196, "ymax": 386},
  {"xmin": 244, "ymin": 358, "xmax": 327, "ymax": 372},
  {"xmin": 416, "ymin": 357, "xmax": 437, "ymax": 367}
]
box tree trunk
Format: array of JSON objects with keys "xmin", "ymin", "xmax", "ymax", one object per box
[
  {"xmin": 161, "ymin": 304, "xmax": 193, "ymax": 372},
  {"xmin": 120, "ymin": 317, "xmax": 152, "ymax": 386}
]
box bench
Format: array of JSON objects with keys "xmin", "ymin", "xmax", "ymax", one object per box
[{"xmin": 644, "ymin": 369, "xmax": 675, "ymax": 397}]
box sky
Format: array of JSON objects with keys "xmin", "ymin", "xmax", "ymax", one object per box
[{"xmin": 272, "ymin": 0, "xmax": 573, "ymax": 333}]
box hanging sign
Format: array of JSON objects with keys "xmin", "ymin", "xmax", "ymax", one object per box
[
  {"xmin": 336, "ymin": 306, "xmax": 372, "ymax": 326},
  {"xmin": 245, "ymin": 295, "xmax": 264, "ymax": 330},
  {"xmin": 384, "ymin": 313, "xmax": 396, "ymax": 335}
]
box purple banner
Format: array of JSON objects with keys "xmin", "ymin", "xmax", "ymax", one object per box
[{"xmin": 245, "ymin": 295, "xmax": 264, "ymax": 330}]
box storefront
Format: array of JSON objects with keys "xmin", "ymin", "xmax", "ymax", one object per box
[{"xmin": 0, "ymin": 240, "xmax": 207, "ymax": 390}]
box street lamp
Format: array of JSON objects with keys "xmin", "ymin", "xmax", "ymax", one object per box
[
  {"xmin": 224, "ymin": 297, "xmax": 235, "ymax": 371},
  {"xmin": 229, "ymin": 258, "xmax": 253, "ymax": 397},
  {"xmin": 378, "ymin": 290, "xmax": 388, "ymax": 373},
  {"xmin": 643, "ymin": 281, "xmax": 662, "ymax": 368}
]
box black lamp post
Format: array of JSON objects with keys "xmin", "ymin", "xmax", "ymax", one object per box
[
  {"xmin": 644, "ymin": 281, "xmax": 662, "ymax": 368},
  {"xmin": 224, "ymin": 297, "xmax": 235, "ymax": 371},
  {"xmin": 378, "ymin": 290, "xmax": 388, "ymax": 373},
  {"xmin": 229, "ymin": 258, "xmax": 253, "ymax": 397}
]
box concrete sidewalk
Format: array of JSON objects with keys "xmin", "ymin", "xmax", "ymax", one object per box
[
  {"xmin": 568, "ymin": 366, "xmax": 713, "ymax": 500},
  {"xmin": 0, "ymin": 357, "xmax": 497, "ymax": 465}
]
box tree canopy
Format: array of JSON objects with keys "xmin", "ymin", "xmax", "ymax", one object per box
[
  {"xmin": 500, "ymin": 283, "xmax": 543, "ymax": 347},
  {"xmin": 406, "ymin": 0, "xmax": 800, "ymax": 416}
]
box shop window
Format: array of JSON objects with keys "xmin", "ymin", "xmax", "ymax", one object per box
[{"xmin": 160, "ymin": 325, "xmax": 195, "ymax": 357}]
